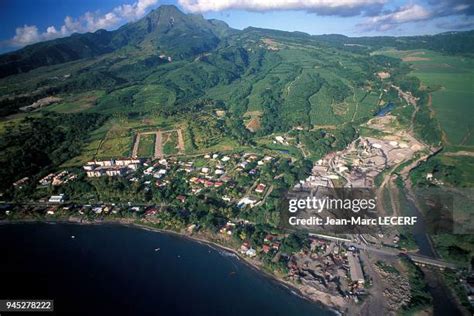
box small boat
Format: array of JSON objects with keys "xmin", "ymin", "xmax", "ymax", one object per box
[
  {"xmin": 71, "ymin": 235, "xmax": 75, "ymax": 239},
  {"xmin": 154, "ymin": 248, "xmax": 160, "ymax": 252}
]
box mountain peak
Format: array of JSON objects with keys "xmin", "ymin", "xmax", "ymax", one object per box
[
  {"xmin": 155, "ymin": 4, "xmax": 182, "ymax": 12},
  {"xmin": 148, "ymin": 4, "xmax": 186, "ymax": 15},
  {"xmin": 147, "ymin": 4, "xmax": 185, "ymax": 21},
  {"xmin": 0, "ymin": 4, "xmax": 232, "ymax": 77},
  {"xmin": 113, "ymin": 4, "xmax": 230, "ymax": 58},
  {"xmin": 134, "ymin": 4, "xmax": 195, "ymax": 33}
]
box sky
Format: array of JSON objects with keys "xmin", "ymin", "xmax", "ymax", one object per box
[{"xmin": 0, "ymin": 0, "xmax": 473, "ymax": 53}]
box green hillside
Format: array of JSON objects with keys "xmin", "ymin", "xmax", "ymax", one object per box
[
  {"xmin": 0, "ymin": 5, "xmax": 472, "ymax": 189},
  {"xmin": 0, "ymin": 5, "xmax": 232, "ymax": 78}
]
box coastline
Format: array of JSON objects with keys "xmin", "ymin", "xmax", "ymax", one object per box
[{"xmin": 0, "ymin": 217, "xmax": 345, "ymax": 315}]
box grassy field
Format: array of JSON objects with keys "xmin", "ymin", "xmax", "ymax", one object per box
[
  {"xmin": 61, "ymin": 122, "xmax": 110, "ymax": 167},
  {"xmin": 61, "ymin": 118, "xmax": 135, "ymax": 166},
  {"xmin": 46, "ymin": 90, "xmax": 105, "ymax": 113},
  {"xmin": 94, "ymin": 117, "xmax": 170, "ymax": 160},
  {"xmin": 61, "ymin": 116, "xmax": 174, "ymax": 166},
  {"xmin": 137, "ymin": 134, "xmax": 155, "ymax": 158},
  {"xmin": 133, "ymin": 84, "xmax": 176, "ymax": 113},
  {"xmin": 0, "ymin": 114, "xmax": 31, "ymax": 134},
  {"xmin": 377, "ymin": 49, "xmax": 474, "ymax": 147},
  {"xmin": 162, "ymin": 131, "xmax": 179, "ymax": 155},
  {"xmin": 97, "ymin": 125, "xmax": 132, "ymax": 159}
]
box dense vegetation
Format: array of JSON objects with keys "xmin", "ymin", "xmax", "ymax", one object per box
[
  {"xmin": 0, "ymin": 6, "xmax": 467, "ymax": 150},
  {"xmin": 400, "ymin": 257, "xmax": 433, "ymax": 313},
  {"xmin": 0, "ymin": 113, "xmax": 106, "ymax": 191},
  {"xmin": 0, "ymin": 5, "xmax": 471, "ymax": 187}
]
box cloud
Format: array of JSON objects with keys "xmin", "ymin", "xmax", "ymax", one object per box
[
  {"xmin": 114, "ymin": 0, "xmax": 159, "ymax": 20},
  {"xmin": 178, "ymin": 0, "xmax": 473, "ymax": 32},
  {"xmin": 357, "ymin": 4, "xmax": 432, "ymax": 31},
  {"xmin": 6, "ymin": 0, "xmax": 158, "ymax": 48},
  {"xmin": 436, "ymin": 16, "xmax": 474, "ymax": 30},
  {"xmin": 178, "ymin": 0, "xmax": 387, "ymax": 17},
  {"xmin": 357, "ymin": 0, "xmax": 474, "ymax": 32},
  {"xmin": 428, "ymin": 0, "xmax": 474, "ymax": 16},
  {"xmin": 4, "ymin": 0, "xmax": 474, "ymax": 49},
  {"xmin": 12, "ymin": 25, "xmax": 40, "ymax": 46}
]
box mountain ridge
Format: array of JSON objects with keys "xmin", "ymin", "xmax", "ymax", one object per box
[
  {"xmin": 0, "ymin": 5, "xmax": 233, "ymax": 78},
  {"xmin": 0, "ymin": 5, "xmax": 473, "ymax": 79}
]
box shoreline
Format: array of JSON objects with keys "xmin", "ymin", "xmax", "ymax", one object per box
[{"xmin": 0, "ymin": 217, "xmax": 345, "ymax": 315}]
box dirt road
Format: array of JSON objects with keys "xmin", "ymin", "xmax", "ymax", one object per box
[
  {"xmin": 131, "ymin": 134, "xmax": 141, "ymax": 158},
  {"xmin": 155, "ymin": 131, "xmax": 162, "ymax": 159},
  {"xmin": 176, "ymin": 128, "xmax": 185, "ymax": 152}
]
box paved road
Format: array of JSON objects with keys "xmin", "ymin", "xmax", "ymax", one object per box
[{"xmin": 309, "ymin": 233, "xmax": 456, "ymax": 269}]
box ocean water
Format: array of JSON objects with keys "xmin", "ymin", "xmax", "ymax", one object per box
[{"xmin": 0, "ymin": 223, "xmax": 334, "ymax": 316}]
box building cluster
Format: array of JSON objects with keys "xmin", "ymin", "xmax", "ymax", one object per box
[
  {"xmin": 262, "ymin": 234, "xmax": 281, "ymax": 254},
  {"xmin": 240, "ymin": 242, "xmax": 257, "ymax": 257},
  {"xmin": 13, "ymin": 177, "xmax": 30, "ymax": 188},
  {"xmin": 425, "ymin": 172, "xmax": 444, "ymax": 186},
  {"xmin": 39, "ymin": 170, "xmax": 76, "ymax": 186},
  {"xmin": 299, "ymin": 136, "xmax": 421, "ymax": 190},
  {"xmin": 83, "ymin": 159, "xmax": 142, "ymax": 177},
  {"xmin": 181, "ymin": 153, "xmax": 274, "ymax": 206},
  {"xmin": 37, "ymin": 202, "xmax": 166, "ymax": 217},
  {"xmin": 221, "ymin": 227, "xmax": 282, "ymax": 257},
  {"xmin": 287, "ymin": 238, "xmax": 366, "ymax": 302},
  {"xmin": 274, "ymin": 135, "xmax": 289, "ymax": 145},
  {"xmin": 219, "ymin": 221, "xmax": 236, "ymax": 235},
  {"xmin": 159, "ymin": 54, "xmax": 172, "ymax": 62},
  {"xmin": 74, "ymin": 152, "xmax": 278, "ymax": 212}
]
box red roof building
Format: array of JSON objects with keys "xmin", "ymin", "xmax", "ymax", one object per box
[
  {"xmin": 255, "ymin": 183, "xmax": 266, "ymax": 193},
  {"xmin": 262, "ymin": 244, "xmax": 271, "ymax": 253}
]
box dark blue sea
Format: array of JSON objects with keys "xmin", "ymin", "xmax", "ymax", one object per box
[{"xmin": 0, "ymin": 223, "xmax": 334, "ymax": 316}]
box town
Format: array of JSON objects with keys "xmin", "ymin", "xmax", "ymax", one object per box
[
  {"xmin": 0, "ymin": 84, "xmax": 467, "ymax": 315},
  {"xmin": 1, "ymin": 137, "xmax": 461, "ymax": 313},
  {"xmin": 2, "ymin": 146, "xmax": 380, "ymax": 308}
]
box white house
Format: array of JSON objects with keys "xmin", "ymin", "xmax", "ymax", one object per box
[
  {"xmin": 48, "ymin": 194, "xmax": 66, "ymax": 204},
  {"xmin": 106, "ymin": 169, "xmax": 124, "ymax": 176},
  {"xmin": 246, "ymin": 248, "xmax": 257, "ymax": 257}
]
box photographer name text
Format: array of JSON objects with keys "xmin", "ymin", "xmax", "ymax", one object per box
[{"xmin": 289, "ymin": 216, "xmax": 417, "ymax": 226}]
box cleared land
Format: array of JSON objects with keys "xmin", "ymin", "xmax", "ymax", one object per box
[
  {"xmin": 46, "ymin": 90, "xmax": 105, "ymax": 113},
  {"xmin": 136, "ymin": 134, "xmax": 155, "ymax": 158},
  {"xmin": 132, "ymin": 129, "xmax": 184, "ymax": 158},
  {"xmin": 162, "ymin": 131, "xmax": 179, "ymax": 155}
]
